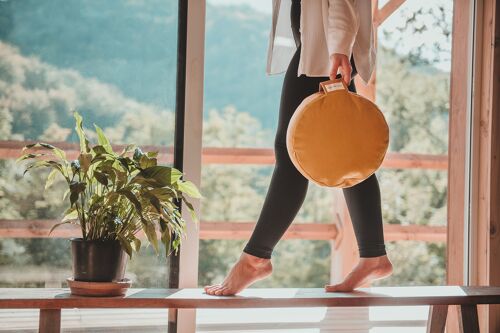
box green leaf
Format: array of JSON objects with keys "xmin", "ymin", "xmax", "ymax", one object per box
[
  {"xmin": 132, "ymin": 237, "xmax": 141, "ymax": 252},
  {"xmin": 175, "ymin": 180, "xmax": 202, "ymax": 198},
  {"xmin": 92, "ymin": 145, "xmax": 108, "ymax": 156},
  {"xmin": 45, "ymin": 169, "xmax": 59, "ymax": 190},
  {"xmin": 69, "ymin": 181, "xmax": 86, "ymax": 206},
  {"xmin": 117, "ymin": 189, "xmax": 142, "ymax": 215},
  {"xmin": 93, "ymin": 170, "xmax": 109, "ymax": 186},
  {"xmin": 94, "ymin": 124, "xmax": 113, "ymax": 153},
  {"xmin": 144, "ymin": 221, "xmax": 159, "ymax": 254},
  {"xmin": 142, "ymin": 191, "xmax": 162, "ymax": 213},
  {"xmin": 78, "ymin": 153, "xmax": 92, "ymax": 174},
  {"xmin": 120, "ymin": 144, "xmax": 136, "ymax": 156},
  {"xmin": 62, "ymin": 188, "xmax": 70, "ymax": 201},
  {"xmin": 48, "ymin": 221, "xmax": 72, "ymax": 236},
  {"xmin": 16, "ymin": 153, "xmax": 47, "ymax": 163},
  {"xmin": 160, "ymin": 226, "xmax": 172, "ymax": 257},
  {"xmin": 117, "ymin": 234, "xmax": 133, "ymax": 259},
  {"xmin": 139, "ymin": 154, "xmax": 157, "ymax": 169},
  {"xmin": 182, "ymin": 197, "xmax": 198, "ymax": 223},
  {"xmin": 74, "ymin": 111, "xmax": 90, "ymax": 153},
  {"xmin": 23, "ymin": 160, "xmax": 62, "ymax": 176},
  {"xmin": 148, "ymin": 187, "xmax": 178, "ymax": 201},
  {"xmin": 131, "ymin": 166, "xmax": 183, "ymax": 187},
  {"xmin": 61, "ymin": 207, "xmax": 79, "ymax": 222},
  {"xmin": 21, "ymin": 142, "xmax": 66, "ymax": 161}
]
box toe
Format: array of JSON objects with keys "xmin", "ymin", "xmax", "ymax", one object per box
[
  {"xmin": 206, "ymin": 285, "xmax": 220, "ymax": 295},
  {"xmin": 325, "ymin": 284, "xmax": 340, "ymax": 292},
  {"xmin": 214, "ymin": 286, "xmax": 227, "ymax": 296}
]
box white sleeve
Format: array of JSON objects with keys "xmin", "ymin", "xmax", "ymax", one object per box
[{"xmin": 327, "ymin": 0, "xmax": 360, "ymax": 58}]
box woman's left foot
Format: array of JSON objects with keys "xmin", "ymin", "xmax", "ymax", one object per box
[{"xmin": 325, "ymin": 255, "xmax": 393, "ymax": 292}]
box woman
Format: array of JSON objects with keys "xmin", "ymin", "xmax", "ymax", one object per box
[{"xmin": 205, "ymin": 0, "xmax": 393, "ymax": 296}]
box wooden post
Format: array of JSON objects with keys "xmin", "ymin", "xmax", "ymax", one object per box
[
  {"xmin": 39, "ymin": 309, "xmax": 61, "ymax": 333},
  {"xmin": 426, "ymin": 305, "xmax": 448, "ymax": 333},
  {"xmin": 459, "ymin": 305, "xmax": 480, "ymax": 333},
  {"xmin": 172, "ymin": 0, "xmax": 206, "ymax": 332},
  {"xmin": 468, "ymin": 0, "xmax": 500, "ymax": 332},
  {"xmin": 447, "ymin": 0, "xmax": 475, "ymax": 332}
]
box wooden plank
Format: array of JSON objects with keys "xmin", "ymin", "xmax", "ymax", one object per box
[
  {"xmin": 373, "ymin": 0, "xmax": 406, "ymax": 27},
  {"xmin": 490, "ymin": 2, "xmax": 500, "ymax": 332},
  {"xmin": 447, "ymin": 0, "xmax": 474, "ymax": 332},
  {"xmin": 200, "ymin": 222, "xmax": 338, "ymax": 240},
  {"xmin": 174, "ymin": 0, "xmax": 207, "ymax": 332},
  {"xmin": 39, "ymin": 309, "xmax": 61, "ymax": 333},
  {"xmin": 426, "ymin": 305, "xmax": 448, "ymax": 333},
  {"xmin": 382, "ymin": 152, "xmax": 448, "ymax": 170},
  {"xmin": 1, "ymin": 287, "xmax": 500, "ymax": 309},
  {"xmin": 467, "ymin": 0, "xmax": 500, "ymax": 331},
  {"xmin": 384, "ymin": 224, "xmax": 447, "ymax": 242},
  {"xmin": 459, "ymin": 304, "xmax": 480, "ymax": 333},
  {"xmin": 0, "ymin": 219, "xmax": 446, "ymax": 242},
  {"xmin": 0, "ymin": 141, "xmax": 448, "ymax": 169},
  {"xmin": 0, "ymin": 140, "xmax": 175, "ymax": 164}
]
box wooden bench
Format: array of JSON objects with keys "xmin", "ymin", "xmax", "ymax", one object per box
[{"xmin": 1, "ymin": 286, "xmax": 500, "ymax": 333}]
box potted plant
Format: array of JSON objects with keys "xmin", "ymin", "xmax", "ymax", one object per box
[{"xmin": 17, "ymin": 112, "xmax": 200, "ymax": 286}]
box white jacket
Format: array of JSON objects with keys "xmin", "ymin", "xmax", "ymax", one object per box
[{"xmin": 266, "ymin": 0, "xmax": 376, "ymax": 85}]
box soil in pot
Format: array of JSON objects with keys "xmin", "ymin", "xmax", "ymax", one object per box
[{"xmin": 71, "ymin": 238, "xmax": 128, "ymax": 282}]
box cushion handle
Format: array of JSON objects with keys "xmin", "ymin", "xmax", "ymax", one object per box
[{"xmin": 319, "ymin": 76, "xmax": 348, "ymax": 94}]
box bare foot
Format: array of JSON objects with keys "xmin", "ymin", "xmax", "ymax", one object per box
[
  {"xmin": 204, "ymin": 252, "xmax": 273, "ymax": 296},
  {"xmin": 325, "ymin": 255, "xmax": 393, "ymax": 292}
]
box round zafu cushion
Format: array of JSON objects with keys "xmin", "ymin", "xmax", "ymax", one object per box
[{"xmin": 286, "ymin": 78, "xmax": 389, "ymax": 188}]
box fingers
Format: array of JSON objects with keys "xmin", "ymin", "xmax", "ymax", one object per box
[
  {"xmin": 329, "ymin": 56, "xmax": 340, "ymax": 81},
  {"xmin": 329, "ymin": 53, "xmax": 352, "ymax": 85},
  {"xmin": 341, "ymin": 57, "xmax": 352, "ymax": 86}
]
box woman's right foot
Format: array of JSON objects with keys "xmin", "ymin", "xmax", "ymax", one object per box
[
  {"xmin": 325, "ymin": 254, "xmax": 393, "ymax": 292},
  {"xmin": 204, "ymin": 252, "xmax": 273, "ymax": 296}
]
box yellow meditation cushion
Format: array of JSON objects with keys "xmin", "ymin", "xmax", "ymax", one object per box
[{"xmin": 286, "ymin": 78, "xmax": 389, "ymax": 188}]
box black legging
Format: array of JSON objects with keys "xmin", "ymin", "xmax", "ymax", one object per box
[{"xmin": 243, "ymin": 0, "xmax": 386, "ymax": 259}]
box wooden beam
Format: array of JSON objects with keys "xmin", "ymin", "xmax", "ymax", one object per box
[
  {"xmin": 373, "ymin": 0, "xmax": 407, "ymax": 27},
  {"xmin": 427, "ymin": 305, "xmax": 448, "ymax": 333},
  {"xmin": 199, "ymin": 222, "xmax": 338, "ymax": 240},
  {"xmin": 490, "ymin": 3, "xmax": 500, "ymax": 332},
  {"xmin": 384, "ymin": 224, "xmax": 447, "ymax": 242},
  {"xmin": 0, "ymin": 140, "xmax": 448, "ymax": 169},
  {"xmin": 0, "ymin": 219, "xmax": 446, "ymax": 242},
  {"xmin": 447, "ymin": 0, "xmax": 474, "ymax": 332},
  {"xmin": 0, "ymin": 140, "xmax": 175, "ymax": 163},
  {"xmin": 39, "ymin": 309, "xmax": 61, "ymax": 333},
  {"xmin": 469, "ymin": 0, "xmax": 500, "ymax": 331},
  {"xmin": 459, "ymin": 305, "xmax": 480, "ymax": 333},
  {"xmin": 2, "ymin": 286, "xmax": 500, "ymax": 309}
]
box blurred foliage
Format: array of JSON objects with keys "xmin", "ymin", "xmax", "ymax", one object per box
[{"xmin": 0, "ymin": 0, "xmax": 452, "ymax": 288}]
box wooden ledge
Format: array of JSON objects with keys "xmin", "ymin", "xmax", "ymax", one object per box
[{"xmin": 1, "ymin": 286, "xmax": 500, "ymax": 309}]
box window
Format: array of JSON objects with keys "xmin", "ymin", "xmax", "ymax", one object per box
[{"xmin": 0, "ymin": 0, "xmax": 179, "ymax": 330}]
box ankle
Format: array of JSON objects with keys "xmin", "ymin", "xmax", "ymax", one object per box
[
  {"xmin": 240, "ymin": 252, "xmax": 271, "ymax": 267},
  {"xmin": 360, "ymin": 255, "xmax": 392, "ymax": 267}
]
